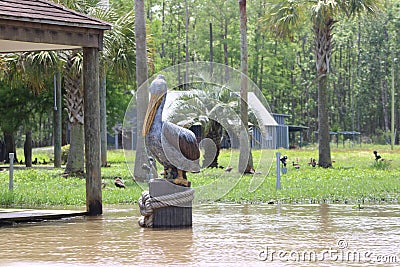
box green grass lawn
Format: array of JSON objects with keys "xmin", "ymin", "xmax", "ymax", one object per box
[{"xmin": 0, "ymin": 145, "xmax": 399, "ymax": 208}]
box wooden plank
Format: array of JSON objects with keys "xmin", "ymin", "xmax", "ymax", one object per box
[
  {"xmin": 0, "ymin": 209, "xmax": 86, "ymax": 224},
  {"xmin": 0, "ymin": 20, "xmax": 104, "ymax": 49}
]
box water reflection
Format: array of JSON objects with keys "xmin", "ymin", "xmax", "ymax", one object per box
[{"xmin": 0, "ymin": 204, "xmax": 399, "ymax": 266}]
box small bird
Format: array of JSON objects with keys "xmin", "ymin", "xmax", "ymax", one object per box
[
  {"xmin": 114, "ymin": 177, "xmax": 125, "ymax": 188},
  {"xmin": 225, "ymin": 166, "xmax": 233, "ymax": 172},
  {"xmin": 308, "ymin": 158, "xmax": 317, "ymax": 167},
  {"xmin": 280, "ymin": 155, "xmax": 288, "ymax": 167},
  {"xmin": 32, "ymin": 158, "xmax": 38, "ymax": 164},
  {"xmin": 292, "ymin": 159, "xmax": 300, "ymax": 170},
  {"xmin": 373, "ymin": 151, "xmax": 382, "ymax": 161}
]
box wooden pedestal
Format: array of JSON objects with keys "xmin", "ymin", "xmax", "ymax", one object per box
[{"xmin": 149, "ymin": 179, "xmax": 193, "ymax": 228}]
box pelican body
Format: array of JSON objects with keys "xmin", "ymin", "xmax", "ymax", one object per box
[{"xmin": 142, "ymin": 75, "xmax": 200, "ymax": 186}]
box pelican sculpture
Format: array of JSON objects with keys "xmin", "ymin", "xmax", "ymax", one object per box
[{"xmin": 142, "ymin": 75, "xmax": 200, "ymax": 187}]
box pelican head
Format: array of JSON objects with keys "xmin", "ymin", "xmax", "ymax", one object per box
[{"xmin": 142, "ymin": 75, "xmax": 167, "ymax": 136}]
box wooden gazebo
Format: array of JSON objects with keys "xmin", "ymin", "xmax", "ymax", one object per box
[{"xmin": 0, "ymin": 0, "xmax": 111, "ymax": 215}]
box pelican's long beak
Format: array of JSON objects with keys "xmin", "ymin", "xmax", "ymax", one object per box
[{"xmin": 142, "ymin": 93, "xmax": 165, "ymax": 136}]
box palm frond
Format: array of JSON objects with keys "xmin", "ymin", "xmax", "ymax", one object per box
[{"xmin": 262, "ymin": 0, "xmax": 306, "ymax": 39}]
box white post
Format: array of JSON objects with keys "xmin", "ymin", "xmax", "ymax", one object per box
[
  {"xmin": 9, "ymin": 153, "xmax": 14, "ymax": 190},
  {"xmin": 276, "ymin": 152, "xmax": 281, "ymax": 190},
  {"xmin": 115, "ymin": 134, "xmax": 119, "ymax": 149}
]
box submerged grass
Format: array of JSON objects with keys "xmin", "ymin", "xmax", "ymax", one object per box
[{"xmin": 0, "ymin": 145, "xmax": 399, "ymax": 208}]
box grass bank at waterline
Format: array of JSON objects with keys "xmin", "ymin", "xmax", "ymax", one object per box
[{"xmin": 0, "ymin": 146, "xmax": 399, "ymax": 208}]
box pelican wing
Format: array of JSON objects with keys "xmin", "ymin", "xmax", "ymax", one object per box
[{"xmin": 162, "ymin": 122, "xmax": 200, "ymax": 161}]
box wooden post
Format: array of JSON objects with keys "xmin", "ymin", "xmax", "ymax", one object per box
[
  {"xmin": 150, "ymin": 179, "xmax": 192, "ymax": 228},
  {"xmin": 9, "ymin": 153, "xmax": 14, "ymax": 190},
  {"xmin": 83, "ymin": 47, "xmax": 102, "ymax": 215},
  {"xmin": 54, "ymin": 72, "xmax": 62, "ymax": 168}
]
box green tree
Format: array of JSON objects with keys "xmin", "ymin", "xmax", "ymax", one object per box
[
  {"xmin": 50, "ymin": 0, "xmax": 136, "ymax": 172},
  {"xmin": 0, "ymin": 52, "xmax": 58, "ymax": 165},
  {"xmin": 99, "ymin": 6, "xmax": 136, "ymax": 166},
  {"xmin": 264, "ymin": 0, "xmax": 381, "ymax": 167}
]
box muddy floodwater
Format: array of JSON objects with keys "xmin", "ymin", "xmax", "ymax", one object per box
[{"xmin": 0, "ymin": 204, "xmax": 399, "ymax": 266}]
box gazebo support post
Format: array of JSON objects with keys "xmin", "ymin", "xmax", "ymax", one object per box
[{"xmin": 83, "ymin": 47, "xmax": 102, "ymax": 215}]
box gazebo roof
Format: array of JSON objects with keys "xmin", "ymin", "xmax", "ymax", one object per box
[
  {"xmin": 0, "ymin": 0, "xmax": 111, "ymax": 52},
  {"xmin": 0, "ymin": 0, "xmax": 110, "ymax": 29}
]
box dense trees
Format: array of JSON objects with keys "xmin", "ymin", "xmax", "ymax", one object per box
[
  {"xmin": 146, "ymin": 0, "xmax": 399, "ymax": 147},
  {"xmin": 0, "ymin": 0, "xmax": 398, "ymax": 169},
  {"xmin": 263, "ymin": 0, "xmax": 382, "ymax": 167}
]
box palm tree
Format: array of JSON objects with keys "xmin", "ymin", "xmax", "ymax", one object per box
[
  {"xmin": 64, "ymin": 51, "xmax": 85, "ymax": 174},
  {"xmin": 167, "ymin": 86, "xmax": 235, "ymax": 169},
  {"xmin": 86, "ymin": 1, "xmax": 136, "ymax": 169},
  {"xmin": 238, "ymin": 0, "xmax": 254, "ymax": 174},
  {"xmin": 51, "ymin": 0, "xmax": 136, "ymax": 172},
  {"xmin": 264, "ymin": 0, "xmax": 381, "ymax": 167},
  {"xmin": 93, "ymin": 3, "xmax": 136, "ymax": 167}
]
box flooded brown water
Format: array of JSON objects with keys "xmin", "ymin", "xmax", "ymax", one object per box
[{"xmin": 0, "ymin": 204, "xmax": 399, "ymax": 266}]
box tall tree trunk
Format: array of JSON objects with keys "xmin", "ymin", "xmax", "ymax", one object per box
[
  {"xmin": 223, "ymin": 18, "xmax": 230, "ymax": 82},
  {"xmin": 99, "ymin": 64, "xmax": 108, "ymax": 167},
  {"xmin": 65, "ymin": 123, "xmax": 84, "ymax": 174},
  {"xmin": 209, "ymin": 22, "xmax": 214, "ymax": 76},
  {"xmin": 3, "ymin": 131, "xmax": 17, "ymax": 163},
  {"xmin": 314, "ymin": 21, "xmax": 334, "ymax": 168},
  {"xmin": 258, "ymin": 35, "xmax": 265, "ymax": 92},
  {"xmin": 64, "ymin": 52, "xmax": 85, "ymax": 174},
  {"xmin": 380, "ymin": 78, "xmax": 389, "ymax": 131},
  {"xmin": 134, "ymin": 0, "xmax": 150, "ymax": 181},
  {"xmin": 184, "ymin": 0, "xmax": 189, "ymax": 88},
  {"xmin": 24, "ymin": 130, "xmax": 32, "ymax": 167},
  {"xmin": 203, "ymin": 120, "xmax": 222, "ymax": 168},
  {"xmin": 178, "ymin": 22, "xmax": 181, "ymax": 86},
  {"xmin": 238, "ymin": 0, "xmax": 254, "ymax": 174},
  {"xmin": 160, "ymin": 0, "xmax": 165, "ymax": 58},
  {"xmin": 252, "ymin": 0, "xmax": 264, "ymax": 83},
  {"xmin": 54, "ymin": 72, "xmax": 62, "ymax": 168}
]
